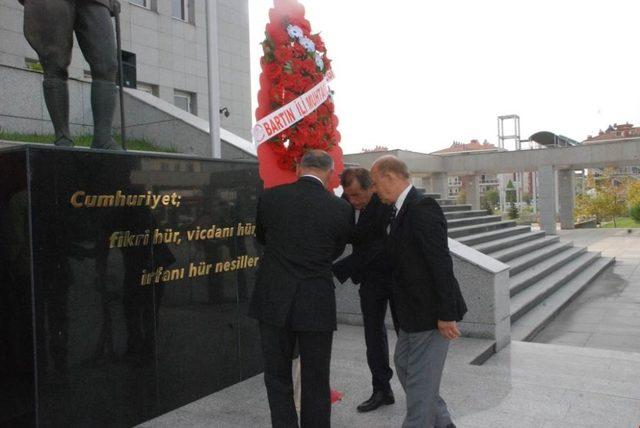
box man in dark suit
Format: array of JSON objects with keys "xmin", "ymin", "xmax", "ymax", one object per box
[
  {"xmin": 250, "ymin": 150, "xmax": 353, "ymax": 428},
  {"xmin": 371, "ymin": 156, "xmax": 467, "ymax": 428},
  {"xmin": 332, "ymin": 168, "xmax": 397, "ymax": 412}
]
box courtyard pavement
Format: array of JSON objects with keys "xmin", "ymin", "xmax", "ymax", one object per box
[
  {"xmin": 533, "ymin": 228, "xmax": 640, "ymax": 353},
  {"xmin": 140, "ymin": 228, "xmax": 640, "ymax": 427},
  {"xmin": 140, "ymin": 323, "xmax": 640, "ymax": 427}
]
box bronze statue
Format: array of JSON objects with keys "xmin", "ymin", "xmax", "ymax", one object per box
[{"xmin": 20, "ymin": 0, "xmax": 121, "ymax": 150}]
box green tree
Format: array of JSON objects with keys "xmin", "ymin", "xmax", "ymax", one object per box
[
  {"xmin": 630, "ymin": 203, "xmax": 640, "ymax": 224},
  {"xmin": 522, "ymin": 193, "xmax": 532, "ymax": 206},
  {"xmin": 626, "ymin": 180, "xmax": 640, "ymax": 208},
  {"xmin": 508, "ymin": 203, "xmax": 519, "ymax": 219},
  {"xmin": 481, "ymin": 197, "xmax": 494, "ymax": 215},
  {"xmin": 575, "ymin": 187, "xmax": 626, "ymax": 227},
  {"xmin": 505, "ymin": 180, "xmax": 517, "ymax": 204},
  {"xmin": 483, "ymin": 189, "xmax": 499, "ymax": 209},
  {"xmin": 456, "ymin": 189, "xmax": 466, "ymax": 205}
]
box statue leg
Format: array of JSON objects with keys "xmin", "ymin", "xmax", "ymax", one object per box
[
  {"xmin": 75, "ymin": 3, "xmax": 120, "ymax": 150},
  {"xmin": 23, "ymin": 0, "xmax": 75, "ymax": 146}
]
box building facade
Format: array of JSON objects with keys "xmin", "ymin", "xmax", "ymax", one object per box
[
  {"xmin": 0, "ymin": 0, "xmax": 252, "ymax": 141},
  {"xmin": 431, "ymin": 140, "xmax": 503, "ymax": 198}
]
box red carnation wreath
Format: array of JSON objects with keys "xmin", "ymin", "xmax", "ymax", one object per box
[{"xmin": 255, "ymin": 0, "xmax": 343, "ymax": 189}]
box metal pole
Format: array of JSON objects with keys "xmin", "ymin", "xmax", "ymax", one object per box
[
  {"xmin": 114, "ymin": 6, "xmax": 126, "ymax": 150},
  {"xmin": 205, "ymin": 0, "xmax": 221, "ymax": 159}
]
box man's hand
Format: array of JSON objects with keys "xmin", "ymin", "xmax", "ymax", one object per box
[{"xmin": 437, "ymin": 320, "xmax": 461, "ymax": 340}]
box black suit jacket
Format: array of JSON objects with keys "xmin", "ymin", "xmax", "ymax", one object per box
[
  {"xmin": 332, "ymin": 194, "xmax": 393, "ymax": 287},
  {"xmin": 388, "ymin": 187, "xmax": 467, "ymax": 332},
  {"xmin": 249, "ymin": 176, "xmax": 353, "ymax": 332}
]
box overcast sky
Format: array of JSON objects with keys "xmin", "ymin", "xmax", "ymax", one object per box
[{"xmin": 248, "ymin": 0, "xmax": 640, "ymax": 155}]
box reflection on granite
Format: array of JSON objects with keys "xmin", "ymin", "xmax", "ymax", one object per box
[
  {"xmin": 0, "ymin": 149, "xmax": 35, "ymax": 426},
  {"xmin": 0, "ymin": 146, "xmax": 262, "ymax": 427}
]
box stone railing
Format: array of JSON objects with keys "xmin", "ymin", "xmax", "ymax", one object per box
[{"xmin": 335, "ymin": 238, "xmax": 510, "ymax": 353}]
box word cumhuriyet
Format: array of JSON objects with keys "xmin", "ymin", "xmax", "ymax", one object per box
[{"xmin": 70, "ymin": 190, "xmax": 182, "ymax": 209}]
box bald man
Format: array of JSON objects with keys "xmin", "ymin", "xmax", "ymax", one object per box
[
  {"xmin": 250, "ymin": 150, "xmax": 353, "ymax": 428},
  {"xmin": 371, "ymin": 155, "xmax": 467, "ymax": 428}
]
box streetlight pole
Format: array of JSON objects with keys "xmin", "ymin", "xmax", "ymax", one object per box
[{"xmin": 205, "ymin": 0, "xmax": 221, "ymax": 159}]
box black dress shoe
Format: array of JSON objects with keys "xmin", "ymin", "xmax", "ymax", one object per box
[{"xmin": 356, "ymin": 390, "xmax": 395, "ymax": 412}]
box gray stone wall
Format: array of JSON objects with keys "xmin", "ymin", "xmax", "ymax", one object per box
[
  {"xmin": 0, "ymin": 65, "xmax": 255, "ymax": 160},
  {"xmin": 336, "ymin": 239, "xmax": 512, "ymax": 353},
  {"xmin": 0, "ymin": 65, "xmax": 94, "ymax": 136},
  {"xmin": 0, "ymin": 0, "xmax": 252, "ymax": 140}
]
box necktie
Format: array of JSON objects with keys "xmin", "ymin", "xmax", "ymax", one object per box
[{"xmin": 387, "ymin": 206, "xmax": 397, "ymax": 234}]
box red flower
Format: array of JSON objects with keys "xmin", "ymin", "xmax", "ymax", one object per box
[
  {"xmin": 268, "ymin": 83, "xmax": 285, "ymax": 104},
  {"xmin": 310, "ymin": 34, "xmax": 326, "ymax": 52},
  {"xmin": 274, "ymin": 47, "xmax": 294, "ymax": 63},
  {"xmin": 289, "ymin": 17, "xmax": 311, "ymax": 33},
  {"xmin": 265, "ymin": 62, "xmax": 282, "ymax": 80},
  {"xmin": 292, "ymin": 43, "xmax": 308, "ymax": 58},
  {"xmin": 300, "ymin": 58, "xmax": 316, "ymax": 75},
  {"xmin": 257, "ymin": 0, "xmax": 342, "ymax": 189},
  {"xmin": 266, "ymin": 22, "xmax": 290, "ymax": 46}
]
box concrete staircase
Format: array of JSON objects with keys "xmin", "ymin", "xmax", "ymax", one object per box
[{"xmin": 421, "ymin": 190, "xmax": 615, "ymax": 342}]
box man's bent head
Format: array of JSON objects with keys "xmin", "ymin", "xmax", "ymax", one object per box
[
  {"xmin": 370, "ymin": 155, "xmax": 411, "ymax": 205},
  {"xmin": 340, "ymin": 168, "xmax": 374, "ymax": 210}
]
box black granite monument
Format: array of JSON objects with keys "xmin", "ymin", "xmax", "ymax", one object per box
[{"xmin": 0, "ymin": 146, "xmax": 263, "ymax": 427}]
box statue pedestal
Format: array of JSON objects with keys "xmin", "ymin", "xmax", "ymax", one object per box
[{"xmin": 0, "ymin": 146, "xmax": 263, "ymax": 427}]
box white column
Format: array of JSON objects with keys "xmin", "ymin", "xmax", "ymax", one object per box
[
  {"xmin": 205, "ymin": 0, "xmax": 221, "ymax": 158},
  {"xmin": 538, "ymin": 165, "xmax": 557, "ymax": 235},
  {"xmin": 558, "ymin": 169, "xmax": 575, "ymax": 230},
  {"xmin": 430, "ymin": 172, "xmax": 449, "ymax": 199},
  {"xmin": 463, "ymin": 175, "xmax": 480, "ymax": 210}
]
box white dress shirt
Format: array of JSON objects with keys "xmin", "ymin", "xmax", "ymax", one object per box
[
  {"xmin": 387, "ymin": 184, "xmax": 413, "ymax": 233},
  {"xmin": 302, "ymin": 174, "xmax": 324, "ymax": 186},
  {"xmin": 395, "ymin": 184, "xmax": 413, "ymax": 213}
]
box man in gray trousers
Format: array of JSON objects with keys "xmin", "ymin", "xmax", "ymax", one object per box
[
  {"xmin": 370, "ymin": 156, "xmax": 467, "ymax": 428},
  {"xmin": 20, "ymin": 0, "xmax": 121, "ymax": 149}
]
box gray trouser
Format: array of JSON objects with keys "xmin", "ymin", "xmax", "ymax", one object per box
[{"xmin": 394, "ymin": 328, "xmax": 452, "ymax": 428}]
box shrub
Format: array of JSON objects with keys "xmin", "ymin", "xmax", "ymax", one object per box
[
  {"xmin": 508, "ymin": 203, "xmax": 519, "ymax": 219},
  {"xmin": 630, "ymin": 203, "xmax": 640, "ymax": 224}
]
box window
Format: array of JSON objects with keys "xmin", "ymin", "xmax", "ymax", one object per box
[
  {"xmin": 137, "ymin": 82, "xmax": 159, "ymax": 97},
  {"xmin": 172, "ymin": 0, "xmax": 189, "ymax": 21},
  {"xmin": 174, "ymin": 90, "xmax": 196, "ymax": 115},
  {"xmin": 129, "ymin": 0, "xmax": 148, "ymax": 8}
]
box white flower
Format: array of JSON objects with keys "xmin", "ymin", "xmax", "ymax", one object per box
[
  {"xmin": 315, "ymin": 53, "xmax": 324, "ymax": 70},
  {"xmin": 287, "ymin": 24, "xmax": 304, "ymax": 40},
  {"xmin": 300, "ymin": 37, "xmax": 316, "ymax": 52}
]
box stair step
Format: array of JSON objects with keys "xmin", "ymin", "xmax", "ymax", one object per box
[
  {"xmin": 444, "ymin": 210, "xmax": 489, "ymax": 220},
  {"xmin": 509, "ymin": 246, "xmax": 587, "ymax": 297},
  {"xmin": 441, "ymin": 204, "xmax": 473, "ymax": 212},
  {"xmin": 423, "ymin": 192, "xmax": 440, "ymax": 199},
  {"xmin": 510, "ymin": 251, "xmax": 600, "ymax": 322},
  {"xmin": 474, "ymin": 230, "xmax": 545, "ymax": 254},
  {"xmin": 512, "ymin": 257, "xmax": 615, "ymax": 341},
  {"xmin": 487, "ymin": 235, "xmax": 560, "ymax": 262},
  {"xmin": 507, "ymin": 241, "xmax": 573, "ymax": 276},
  {"xmin": 448, "ymin": 220, "xmax": 517, "ymax": 239},
  {"xmin": 456, "ymin": 226, "xmax": 531, "ymax": 246},
  {"xmin": 436, "ymin": 199, "xmax": 458, "ymax": 206},
  {"xmin": 447, "ymin": 215, "xmax": 503, "ymax": 228}
]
